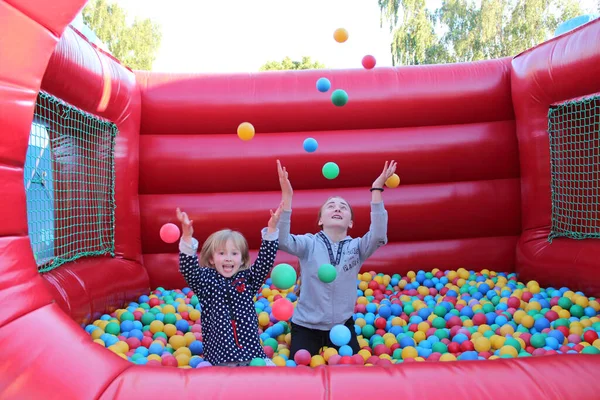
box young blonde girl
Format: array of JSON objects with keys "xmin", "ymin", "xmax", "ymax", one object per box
[
  {"xmin": 176, "ymin": 204, "xmax": 282, "ymax": 366},
  {"xmin": 275, "ymin": 159, "xmax": 397, "ymax": 357}
]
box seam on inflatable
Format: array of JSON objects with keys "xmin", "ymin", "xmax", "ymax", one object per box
[
  {"xmin": 0, "ymin": 299, "xmax": 53, "ymax": 331},
  {"xmin": 94, "ymin": 363, "xmax": 135, "ymax": 400}
]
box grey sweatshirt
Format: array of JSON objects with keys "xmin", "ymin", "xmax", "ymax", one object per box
[{"xmin": 277, "ymin": 202, "xmax": 388, "ymax": 330}]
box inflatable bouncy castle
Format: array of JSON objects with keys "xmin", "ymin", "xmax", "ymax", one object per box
[{"xmin": 1, "ymin": 1, "xmax": 600, "ymax": 399}]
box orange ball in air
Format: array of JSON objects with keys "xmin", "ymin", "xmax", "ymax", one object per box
[
  {"xmin": 237, "ymin": 122, "xmax": 255, "ymax": 141},
  {"xmin": 333, "ymin": 28, "xmax": 349, "ymax": 43},
  {"xmin": 385, "ymin": 173, "xmax": 400, "ymax": 188}
]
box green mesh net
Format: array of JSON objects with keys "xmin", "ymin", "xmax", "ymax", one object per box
[
  {"xmin": 548, "ymin": 95, "xmax": 600, "ymax": 242},
  {"xmin": 24, "ymin": 91, "xmax": 117, "ymax": 272}
]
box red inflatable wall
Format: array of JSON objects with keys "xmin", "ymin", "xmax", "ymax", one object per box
[
  {"xmin": 512, "ymin": 20, "xmax": 600, "ymax": 296},
  {"xmin": 1, "ymin": 0, "xmax": 599, "ymax": 398},
  {"xmin": 136, "ymin": 60, "xmax": 521, "ymax": 289}
]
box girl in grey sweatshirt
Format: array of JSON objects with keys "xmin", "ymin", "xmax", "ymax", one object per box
[{"xmin": 275, "ymin": 160, "xmax": 397, "ymax": 357}]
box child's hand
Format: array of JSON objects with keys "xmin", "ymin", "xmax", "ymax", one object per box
[
  {"xmin": 277, "ymin": 160, "xmax": 293, "ymax": 210},
  {"xmin": 176, "ymin": 207, "xmax": 194, "ymax": 240},
  {"xmin": 268, "ymin": 201, "xmax": 284, "ymax": 233},
  {"xmin": 372, "ymin": 160, "xmax": 397, "ymax": 188}
]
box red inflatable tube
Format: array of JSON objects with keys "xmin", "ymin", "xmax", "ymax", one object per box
[{"xmin": 1, "ymin": 0, "xmax": 600, "ymax": 398}]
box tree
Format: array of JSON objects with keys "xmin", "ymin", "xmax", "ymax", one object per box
[
  {"xmin": 379, "ymin": 0, "xmax": 591, "ymax": 66},
  {"xmin": 260, "ymin": 56, "xmax": 326, "ymax": 71},
  {"xmin": 82, "ymin": 0, "xmax": 162, "ymax": 70}
]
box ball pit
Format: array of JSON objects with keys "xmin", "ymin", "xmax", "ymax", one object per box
[{"xmin": 86, "ymin": 268, "xmax": 600, "ymax": 368}]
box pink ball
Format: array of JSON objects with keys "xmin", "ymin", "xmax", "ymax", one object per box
[
  {"xmin": 191, "ymin": 324, "xmax": 202, "ymax": 333},
  {"xmin": 161, "ymin": 355, "xmax": 179, "ymax": 367},
  {"xmin": 351, "ymin": 354, "xmax": 365, "ymax": 365},
  {"xmin": 294, "ymin": 349, "xmax": 312, "ymax": 366},
  {"xmin": 126, "ymin": 337, "xmax": 141, "ymax": 350},
  {"xmin": 141, "ymin": 336, "xmax": 153, "ymax": 348},
  {"xmin": 263, "ymin": 346, "xmax": 275, "ymax": 358},
  {"xmin": 160, "ymin": 223, "xmax": 180, "ymax": 244},
  {"xmin": 328, "ymin": 354, "xmax": 342, "ymax": 365},
  {"xmin": 272, "ymin": 298, "xmax": 294, "ymax": 321},
  {"xmin": 361, "ymin": 55, "xmax": 376, "ymax": 69}
]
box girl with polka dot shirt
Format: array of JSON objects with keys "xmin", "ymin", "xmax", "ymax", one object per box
[{"xmin": 176, "ymin": 204, "xmax": 283, "ymax": 366}]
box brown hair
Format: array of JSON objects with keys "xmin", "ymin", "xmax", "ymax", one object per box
[
  {"xmin": 199, "ymin": 229, "xmax": 251, "ymax": 271},
  {"xmin": 317, "ymin": 196, "xmax": 354, "ymax": 227}
]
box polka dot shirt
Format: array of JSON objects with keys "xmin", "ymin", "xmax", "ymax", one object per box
[{"xmin": 179, "ymin": 228, "xmax": 278, "ymax": 366}]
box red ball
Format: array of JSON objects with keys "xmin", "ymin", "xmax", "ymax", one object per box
[
  {"xmin": 521, "ymin": 292, "xmax": 533, "ymax": 302},
  {"xmin": 352, "ymin": 354, "xmax": 365, "ymax": 365},
  {"xmin": 519, "ymin": 333, "xmax": 532, "ymax": 346},
  {"xmin": 161, "ymin": 355, "xmax": 179, "ymax": 367},
  {"xmin": 263, "ymin": 346, "xmax": 275, "ymax": 358},
  {"xmin": 573, "ymin": 344, "xmax": 584, "ymax": 352},
  {"xmin": 375, "ymin": 329, "xmax": 387, "ymax": 336},
  {"xmin": 376, "ymin": 358, "xmax": 393, "ymax": 366},
  {"xmin": 361, "ymin": 55, "xmax": 376, "ymax": 69},
  {"xmin": 374, "ymin": 344, "xmax": 391, "ymax": 356},
  {"xmin": 390, "ymin": 343, "xmax": 400, "ymax": 352},
  {"xmin": 160, "ymin": 223, "xmax": 180, "ymax": 244},
  {"xmin": 272, "ymin": 298, "xmax": 294, "ymax": 321},
  {"xmin": 545, "ymin": 310, "xmax": 559, "ymax": 322},
  {"xmin": 375, "ymin": 318, "xmax": 387, "ymax": 330},
  {"xmin": 366, "ymin": 356, "xmax": 380, "ymax": 365},
  {"xmin": 447, "ymin": 316, "xmax": 463, "ymax": 328},
  {"xmin": 141, "ymin": 336, "xmax": 153, "ymax": 348},
  {"xmin": 472, "ymin": 313, "xmax": 487, "ymax": 326},
  {"xmin": 368, "ymin": 281, "xmax": 379, "ymax": 290},
  {"xmin": 409, "ymin": 324, "xmax": 419, "ymax": 333},
  {"xmin": 507, "ymin": 296, "xmax": 521, "ymax": 309},
  {"xmin": 339, "ymin": 356, "xmax": 354, "ymax": 365},
  {"xmin": 583, "ymin": 330, "xmax": 599, "ymax": 344},
  {"xmin": 427, "ymin": 352, "xmax": 441, "ymax": 361},
  {"xmin": 460, "ymin": 340, "xmax": 475, "ymax": 352},
  {"xmin": 149, "ymin": 298, "xmax": 160, "ymax": 307},
  {"xmin": 133, "ymin": 311, "xmax": 143, "ymax": 320},
  {"xmin": 556, "ymin": 325, "xmax": 570, "ymax": 337},
  {"xmin": 355, "ymin": 304, "xmax": 367, "ymax": 313},
  {"xmin": 448, "ymin": 342, "xmax": 461, "ymax": 353},
  {"xmin": 328, "ymin": 354, "xmax": 342, "ymax": 365},
  {"xmin": 126, "ymin": 337, "xmax": 141, "ymax": 350},
  {"xmin": 180, "ymin": 311, "xmax": 189, "ymax": 320}
]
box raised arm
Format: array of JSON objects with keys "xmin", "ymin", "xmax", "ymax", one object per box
[
  {"xmin": 358, "ymin": 161, "xmax": 397, "ymax": 261},
  {"xmin": 176, "ymin": 208, "xmax": 210, "ymax": 294},
  {"xmin": 276, "ymin": 160, "xmax": 311, "ymax": 257},
  {"xmin": 247, "ymin": 203, "xmax": 282, "ymax": 294}
]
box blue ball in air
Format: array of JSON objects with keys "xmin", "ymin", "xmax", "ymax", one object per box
[
  {"xmin": 303, "ymin": 138, "xmax": 318, "ymax": 153},
  {"xmin": 316, "ymin": 77, "xmax": 331, "ymax": 92}
]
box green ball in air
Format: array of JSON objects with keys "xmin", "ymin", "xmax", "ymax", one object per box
[
  {"xmin": 322, "ymin": 162, "xmax": 339, "ymax": 180},
  {"xmin": 331, "ymin": 89, "xmax": 348, "ymax": 106},
  {"xmin": 271, "ymin": 263, "xmax": 297, "ymax": 290},
  {"xmin": 318, "ymin": 263, "xmax": 337, "ymax": 283}
]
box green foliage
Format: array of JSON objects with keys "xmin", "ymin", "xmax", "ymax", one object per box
[
  {"xmin": 380, "ymin": 0, "xmax": 593, "ymax": 66},
  {"xmin": 82, "ymin": 0, "xmax": 162, "ymax": 70},
  {"xmin": 260, "ymin": 56, "xmax": 326, "ymax": 71}
]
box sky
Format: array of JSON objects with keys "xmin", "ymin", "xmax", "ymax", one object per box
[
  {"xmin": 108, "ymin": 0, "xmax": 596, "ymax": 73},
  {"xmin": 112, "ymin": 0, "xmax": 442, "ymax": 73}
]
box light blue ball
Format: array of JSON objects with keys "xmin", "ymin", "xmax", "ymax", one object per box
[
  {"xmin": 329, "ymin": 324, "xmax": 351, "ymax": 347},
  {"xmin": 303, "ymin": 137, "xmax": 318, "ymax": 153},
  {"xmin": 316, "ymin": 77, "xmax": 331, "ymax": 92}
]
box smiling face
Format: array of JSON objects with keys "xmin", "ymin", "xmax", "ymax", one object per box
[
  {"xmin": 318, "ymin": 196, "xmax": 354, "ymax": 231},
  {"xmin": 200, "ymin": 229, "xmax": 250, "ymax": 278},
  {"xmin": 211, "ymin": 239, "xmax": 244, "ymax": 278}
]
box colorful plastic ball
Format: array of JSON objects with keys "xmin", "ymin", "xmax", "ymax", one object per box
[
  {"xmin": 330, "ymin": 324, "xmax": 351, "ymax": 347},
  {"xmin": 272, "ymin": 298, "xmax": 295, "ymax": 321},
  {"xmin": 237, "ymin": 122, "xmax": 255, "ymax": 141},
  {"xmin": 303, "ymin": 138, "xmax": 318, "ymax": 153},
  {"xmin": 322, "ymin": 162, "xmax": 340, "ymax": 180},
  {"xmin": 270, "ymin": 263, "xmax": 297, "ymax": 290},
  {"xmin": 294, "ymin": 349, "xmax": 312, "ymax": 366},
  {"xmin": 362, "ymin": 55, "xmax": 376, "ymax": 69},
  {"xmin": 333, "ymin": 28, "xmax": 349, "ymax": 43},
  {"xmin": 316, "ymin": 78, "xmax": 331, "ymax": 93},
  {"xmin": 331, "ymin": 89, "xmax": 348, "ymax": 107},
  {"xmin": 385, "ymin": 173, "xmax": 400, "ymax": 188},
  {"xmin": 318, "ymin": 263, "xmax": 337, "ymax": 283},
  {"xmin": 159, "ymin": 223, "xmax": 180, "ymax": 244},
  {"xmin": 249, "ymin": 357, "xmax": 267, "ymax": 366}
]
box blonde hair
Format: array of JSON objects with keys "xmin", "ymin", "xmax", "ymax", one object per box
[{"xmin": 199, "ymin": 229, "xmax": 251, "ymax": 271}]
